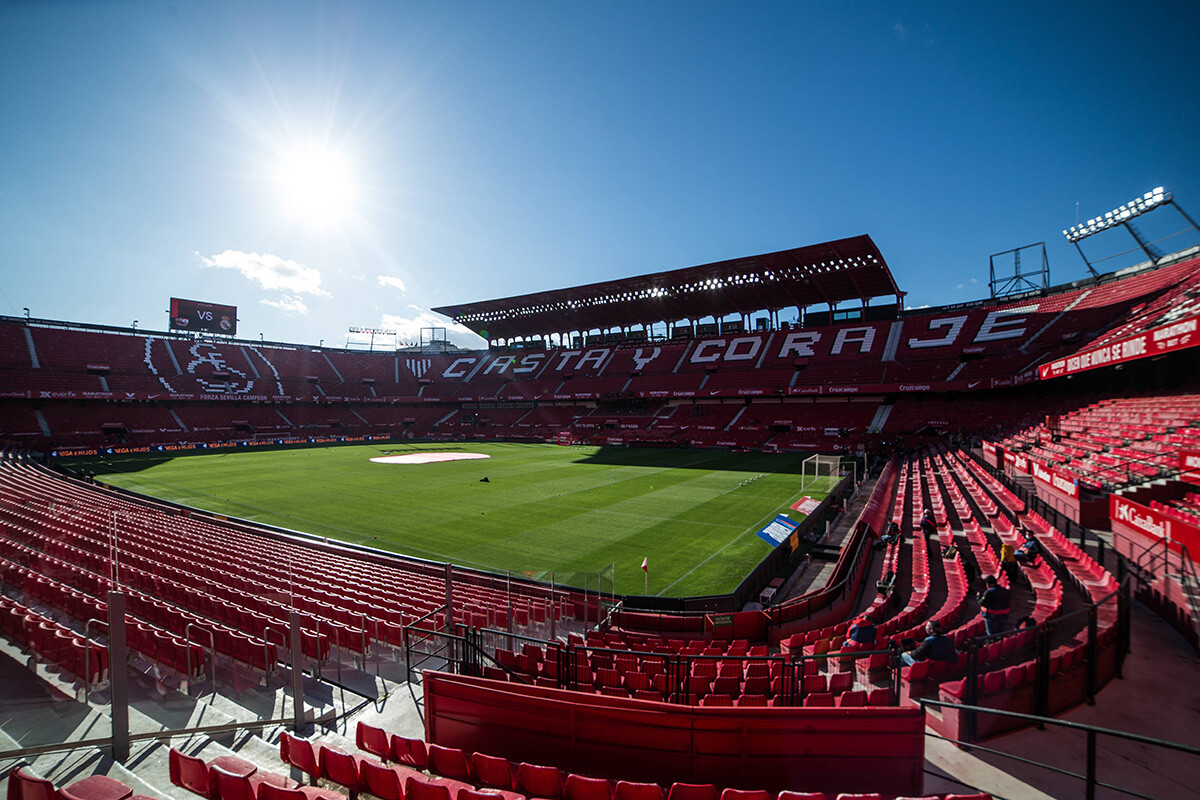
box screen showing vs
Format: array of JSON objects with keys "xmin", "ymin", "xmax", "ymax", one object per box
[{"xmin": 169, "ymin": 298, "xmax": 238, "ymax": 335}]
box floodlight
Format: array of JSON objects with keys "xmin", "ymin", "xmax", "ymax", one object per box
[{"xmin": 1064, "ymin": 186, "xmax": 1173, "ymax": 244}]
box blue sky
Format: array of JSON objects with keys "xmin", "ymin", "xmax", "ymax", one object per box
[{"xmin": 2, "ymin": 1, "xmax": 1198, "ymax": 349}]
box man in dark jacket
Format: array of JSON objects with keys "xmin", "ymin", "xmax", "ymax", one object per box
[
  {"xmin": 979, "ymin": 575, "xmax": 1011, "ymax": 635},
  {"xmin": 902, "ymin": 620, "xmax": 957, "ymax": 666}
]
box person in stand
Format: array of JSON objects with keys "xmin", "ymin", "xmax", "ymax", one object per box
[
  {"xmin": 979, "ymin": 575, "xmax": 1011, "ymax": 636},
  {"xmin": 876, "ymin": 521, "xmax": 904, "ymax": 549},
  {"xmin": 1014, "ymin": 528, "xmax": 1042, "ymax": 565},
  {"xmin": 920, "ymin": 509, "xmax": 938, "ymax": 541},
  {"xmin": 902, "ymin": 620, "xmax": 957, "ymax": 666},
  {"xmin": 845, "ymin": 612, "xmax": 878, "ymax": 648}
]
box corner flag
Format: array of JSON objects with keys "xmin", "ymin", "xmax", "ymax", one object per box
[
  {"xmin": 641, "ymin": 557, "xmax": 648, "ymax": 572},
  {"xmin": 641, "ymin": 557, "xmax": 648, "ymax": 595}
]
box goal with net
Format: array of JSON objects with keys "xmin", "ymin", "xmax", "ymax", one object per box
[{"xmin": 800, "ymin": 453, "xmax": 843, "ymax": 494}]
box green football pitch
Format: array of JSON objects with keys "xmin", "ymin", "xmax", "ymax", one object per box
[{"xmin": 64, "ymin": 442, "xmax": 839, "ymax": 598}]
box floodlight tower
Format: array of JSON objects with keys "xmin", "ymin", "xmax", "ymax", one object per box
[{"xmin": 1063, "ymin": 187, "xmax": 1200, "ymax": 275}]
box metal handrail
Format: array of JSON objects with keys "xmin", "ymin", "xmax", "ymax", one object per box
[{"xmin": 919, "ymin": 697, "xmax": 1200, "ymax": 800}]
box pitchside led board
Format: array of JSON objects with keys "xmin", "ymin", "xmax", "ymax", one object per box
[{"xmin": 169, "ymin": 298, "xmax": 238, "ymax": 335}]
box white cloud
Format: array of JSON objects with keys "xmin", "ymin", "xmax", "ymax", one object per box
[
  {"xmin": 377, "ymin": 275, "xmax": 407, "ymax": 292},
  {"xmin": 379, "ymin": 310, "xmax": 486, "ymax": 349},
  {"xmin": 261, "ymin": 295, "xmax": 308, "ymax": 314},
  {"xmin": 201, "ymin": 250, "xmax": 329, "ymax": 296},
  {"xmin": 407, "ymin": 304, "xmax": 423, "ymax": 311},
  {"xmin": 893, "ymin": 22, "xmax": 908, "ymax": 38}
]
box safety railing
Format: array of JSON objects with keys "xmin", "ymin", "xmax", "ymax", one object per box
[{"xmin": 919, "ymin": 698, "xmax": 1200, "ymax": 800}]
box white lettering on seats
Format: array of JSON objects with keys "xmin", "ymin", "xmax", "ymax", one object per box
[
  {"xmin": 631, "ymin": 347, "xmax": 661, "ymax": 371},
  {"xmin": 974, "ymin": 305, "xmax": 1038, "ymax": 342},
  {"xmin": 443, "ymin": 358, "xmax": 477, "ymax": 378},
  {"xmin": 830, "ymin": 326, "xmax": 875, "ymax": 355},
  {"xmin": 777, "ymin": 332, "xmax": 821, "ymax": 358},
  {"xmin": 552, "ymin": 351, "xmax": 582, "ymax": 371},
  {"xmin": 576, "ymin": 349, "xmax": 610, "ymax": 370},
  {"xmin": 691, "ymin": 339, "xmax": 726, "ymax": 363},
  {"xmin": 908, "ymin": 316, "xmax": 968, "ymax": 349},
  {"xmin": 484, "ymin": 356, "xmax": 515, "ymax": 374},
  {"xmin": 725, "ymin": 337, "xmax": 761, "ymax": 361},
  {"xmin": 512, "ymin": 354, "xmax": 545, "ymax": 375}
]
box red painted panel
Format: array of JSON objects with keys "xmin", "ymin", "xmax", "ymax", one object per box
[{"xmin": 423, "ymin": 672, "xmax": 924, "ymax": 797}]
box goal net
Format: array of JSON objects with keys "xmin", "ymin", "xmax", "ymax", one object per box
[{"xmin": 800, "ymin": 453, "xmax": 842, "ymax": 494}]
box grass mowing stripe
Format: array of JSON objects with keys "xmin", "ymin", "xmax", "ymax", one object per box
[{"xmin": 66, "ymin": 442, "xmax": 830, "ymax": 597}]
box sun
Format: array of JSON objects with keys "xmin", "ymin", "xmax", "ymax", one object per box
[{"xmin": 275, "ymin": 144, "xmax": 357, "ymax": 229}]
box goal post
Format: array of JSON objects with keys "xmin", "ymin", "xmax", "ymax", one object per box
[{"xmin": 800, "ymin": 453, "xmax": 842, "ymax": 494}]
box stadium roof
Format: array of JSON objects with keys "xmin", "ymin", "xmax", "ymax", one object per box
[{"xmin": 433, "ymin": 235, "xmax": 900, "ymax": 341}]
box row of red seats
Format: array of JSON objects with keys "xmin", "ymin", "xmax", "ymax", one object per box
[
  {"xmin": 350, "ymin": 722, "xmax": 989, "ymax": 800},
  {"xmin": 0, "ymin": 594, "xmax": 107, "ymax": 690}
]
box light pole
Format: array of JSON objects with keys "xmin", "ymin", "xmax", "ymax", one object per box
[
  {"xmin": 23, "ymin": 308, "xmax": 29, "ymax": 320},
  {"xmin": 132, "ymin": 320, "xmax": 138, "ymax": 331}
]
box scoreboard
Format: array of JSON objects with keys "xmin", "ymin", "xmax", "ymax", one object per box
[{"xmin": 169, "ymin": 298, "xmax": 238, "ymax": 335}]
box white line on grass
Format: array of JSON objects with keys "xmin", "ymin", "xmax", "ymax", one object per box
[{"xmin": 656, "ymin": 487, "xmax": 823, "ymax": 596}]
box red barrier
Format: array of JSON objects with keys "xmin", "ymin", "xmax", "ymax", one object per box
[{"xmin": 424, "ymin": 672, "xmax": 924, "ymax": 797}]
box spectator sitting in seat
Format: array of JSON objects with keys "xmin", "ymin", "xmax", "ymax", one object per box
[
  {"xmin": 1014, "ymin": 528, "xmax": 1042, "ymax": 564},
  {"xmin": 875, "ymin": 521, "xmax": 903, "ymax": 549},
  {"xmin": 920, "ymin": 509, "xmax": 937, "ymax": 540},
  {"xmin": 845, "ymin": 612, "xmax": 878, "ymax": 648},
  {"xmin": 901, "ymin": 620, "xmax": 957, "ymax": 666}
]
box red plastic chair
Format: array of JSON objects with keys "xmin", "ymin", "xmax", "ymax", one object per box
[
  {"xmin": 719, "ymin": 790, "xmax": 770, "ymax": 800},
  {"xmin": 390, "ymin": 736, "xmax": 428, "ymax": 770},
  {"xmin": 666, "ymin": 783, "xmax": 717, "ymax": 800},
  {"xmin": 280, "ymin": 732, "xmax": 322, "ymax": 784},
  {"xmin": 469, "ymin": 753, "xmax": 514, "ymax": 790},
  {"xmin": 776, "ymin": 793, "xmax": 827, "ymax": 800},
  {"xmin": 565, "ymin": 775, "xmax": 613, "ymax": 800},
  {"xmin": 169, "ymin": 748, "xmax": 214, "ymax": 797},
  {"xmin": 59, "ymin": 775, "xmax": 133, "ymax": 800},
  {"xmin": 515, "ymin": 763, "xmax": 564, "ymax": 800},
  {"xmin": 258, "ymin": 783, "xmax": 345, "ymax": 800},
  {"xmin": 356, "ymin": 722, "xmax": 391, "ymax": 763},
  {"xmin": 613, "ymin": 781, "xmax": 665, "ymax": 800},
  {"xmin": 319, "ymin": 746, "xmax": 364, "ymax": 795},
  {"xmin": 403, "ymin": 777, "xmax": 451, "ymax": 800},
  {"xmin": 427, "ymin": 745, "xmax": 471, "ymax": 782},
  {"xmin": 358, "ymin": 761, "xmax": 404, "ymax": 800},
  {"xmin": 7, "ymin": 766, "xmax": 59, "ymax": 800},
  {"xmin": 210, "ymin": 765, "xmax": 258, "ymax": 800}
]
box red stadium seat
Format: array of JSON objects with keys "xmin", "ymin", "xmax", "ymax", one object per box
[
  {"xmin": 719, "ymin": 791, "xmax": 770, "ymax": 800},
  {"xmin": 565, "ymin": 775, "xmax": 614, "ymax": 800},
  {"xmin": 613, "ymin": 782, "xmax": 665, "ymax": 800},
  {"xmin": 319, "ymin": 747, "xmax": 364, "ymax": 795},
  {"xmin": 390, "ymin": 735, "xmax": 428, "ymax": 770},
  {"xmin": 403, "ymin": 777, "xmax": 451, "ymax": 800},
  {"xmin": 666, "ymin": 785, "xmax": 717, "ymax": 800},
  {"xmin": 7, "ymin": 767, "xmax": 61, "ymax": 800},
  {"xmin": 280, "ymin": 732, "xmax": 322, "ymax": 784},
  {"xmin": 358, "ymin": 761, "xmax": 404, "ymax": 800},
  {"xmin": 469, "ymin": 752, "xmax": 515, "ymax": 790},
  {"xmin": 355, "ymin": 722, "xmax": 391, "ymax": 762},
  {"xmin": 516, "ymin": 764, "xmax": 564, "ymax": 800},
  {"xmin": 427, "ymin": 745, "xmax": 471, "ymax": 782},
  {"xmin": 170, "ymin": 748, "xmax": 214, "ymax": 797}
]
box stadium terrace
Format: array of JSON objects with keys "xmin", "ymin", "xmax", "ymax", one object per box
[{"xmin": 2, "ymin": 237, "xmax": 1200, "ymax": 800}]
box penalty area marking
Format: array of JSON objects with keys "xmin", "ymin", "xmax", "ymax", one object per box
[{"xmin": 370, "ymin": 452, "xmax": 491, "ymax": 465}]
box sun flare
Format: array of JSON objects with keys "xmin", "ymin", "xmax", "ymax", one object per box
[{"xmin": 275, "ymin": 145, "xmax": 357, "ymax": 229}]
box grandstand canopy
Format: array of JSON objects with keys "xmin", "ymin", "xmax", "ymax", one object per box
[{"xmin": 433, "ymin": 235, "xmax": 900, "ymax": 342}]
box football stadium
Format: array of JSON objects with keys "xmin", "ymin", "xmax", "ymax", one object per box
[{"xmin": 3, "ymin": 5, "xmax": 1200, "ymax": 800}]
